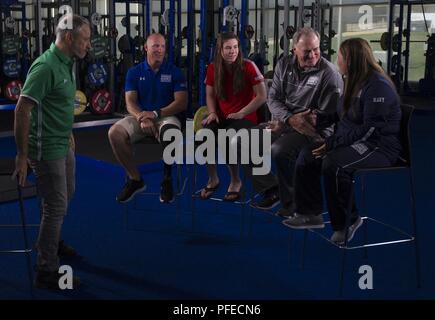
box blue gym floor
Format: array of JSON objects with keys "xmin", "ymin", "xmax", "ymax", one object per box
[{"xmin": 1, "ymin": 109, "xmax": 435, "ymax": 301}]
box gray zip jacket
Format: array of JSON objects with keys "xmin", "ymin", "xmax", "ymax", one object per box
[{"xmin": 268, "ymin": 54, "xmax": 343, "ymax": 137}]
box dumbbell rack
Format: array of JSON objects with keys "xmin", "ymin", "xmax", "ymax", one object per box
[
  {"xmin": 72, "ymin": 0, "xmax": 118, "ymax": 119},
  {"xmin": 0, "ymin": 0, "xmax": 29, "ymax": 106},
  {"xmin": 387, "ymin": 0, "xmax": 435, "ymax": 95}
]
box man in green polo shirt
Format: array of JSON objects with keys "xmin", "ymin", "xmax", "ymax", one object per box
[{"xmin": 14, "ymin": 14, "xmax": 91, "ymax": 290}]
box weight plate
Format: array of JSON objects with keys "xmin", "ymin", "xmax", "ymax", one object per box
[
  {"xmin": 88, "ymin": 62, "xmax": 108, "ymax": 86},
  {"xmin": 5, "ymin": 80, "xmax": 23, "ymax": 101},
  {"xmin": 89, "ymin": 35, "xmax": 108, "ymax": 59},
  {"xmin": 193, "ymin": 106, "xmax": 209, "ymax": 133},
  {"xmin": 380, "ymin": 32, "xmax": 389, "ymax": 51},
  {"xmin": 5, "ymin": 16, "xmax": 15, "ymax": 29},
  {"xmin": 1, "ymin": 35, "xmax": 21, "ymax": 55},
  {"xmin": 90, "ymin": 12, "xmax": 102, "ymax": 26},
  {"xmin": 3, "ymin": 56, "xmax": 21, "ymax": 78},
  {"xmin": 90, "ymin": 89, "xmax": 112, "ymax": 114},
  {"xmin": 74, "ymin": 90, "xmax": 87, "ymax": 115}
]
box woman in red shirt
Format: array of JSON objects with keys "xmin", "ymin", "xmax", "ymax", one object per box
[{"xmin": 200, "ymin": 32, "xmax": 267, "ymax": 201}]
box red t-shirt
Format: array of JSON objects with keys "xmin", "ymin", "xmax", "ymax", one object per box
[{"xmin": 205, "ymin": 59, "xmax": 264, "ymax": 124}]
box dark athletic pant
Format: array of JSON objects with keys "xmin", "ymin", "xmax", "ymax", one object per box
[
  {"xmin": 200, "ymin": 118, "xmax": 256, "ymax": 163},
  {"xmin": 239, "ymin": 124, "xmax": 317, "ymax": 209},
  {"xmin": 294, "ymin": 144, "xmax": 393, "ymax": 231}
]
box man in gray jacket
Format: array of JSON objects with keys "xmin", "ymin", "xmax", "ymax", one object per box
[{"xmin": 245, "ymin": 27, "xmax": 343, "ymax": 217}]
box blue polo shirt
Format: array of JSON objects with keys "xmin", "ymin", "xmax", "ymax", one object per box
[{"xmin": 125, "ymin": 60, "xmax": 187, "ymax": 112}]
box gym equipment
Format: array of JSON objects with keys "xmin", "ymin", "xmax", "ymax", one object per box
[
  {"xmin": 90, "ymin": 89, "xmax": 112, "ymax": 114},
  {"xmin": 320, "ymin": 35, "xmax": 330, "ymax": 52},
  {"xmin": 74, "ymin": 90, "xmax": 87, "ymax": 115},
  {"xmin": 245, "ymin": 25, "xmax": 255, "ymax": 40},
  {"xmin": 3, "ymin": 56, "xmax": 21, "ymax": 78},
  {"xmin": 118, "ymin": 34, "xmax": 133, "ymax": 53},
  {"xmin": 181, "ymin": 26, "xmax": 188, "ymax": 39},
  {"xmin": 161, "ymin": 9, "xmax": 170, "ymax": 27},
  {"xmin": 383, "ymin": 0, "xmax": 435, "ymax": 94},
  {"xmin": 134, "ymin": 35, "xmax": 145, "ymax": 48},
  {"xmin": 89, "ymin": 34, "xmax": 109, "ymax": 60},
  {"xmin": 250, "ymin": 0, "xmax": 269, "ymax": 74},
  {"xmin": 286, "ymin": 25, "xmax": 296, "ymax": 40},
  {"xmin": 279, "ymin": 35, "xmax": 285, "ymax": 51},
  {"xmin": 279, "ymin": 25, "xmax": 296, "ymax": 50},
  {"xmin": 5, "ymin": 16, "xmax": 16, "ymax": 29},
  {"xmin": 133, "ymin": 35, "xmax": 145, "ymax": 64},
  {"xmin": 22, "ymin": 29, "xmax": 30, "ymax": 38},
  {"xmin": 223, "ymin": 5, "xmax": 238, "ymax": 28},
  {"xmin": 90, "ymin": 12, "xmax": 102, "ymax": 27},
  {"xmin": 244, "ymin": 38, "xmax": 252, "ymax": 55},
  {"xmin": 1, "ymin": 35, "xmax": 21, "ymax": 55},
  {"xmin": 108, "ymin": 27, "xmax": 119, "ymax": 39},
  {"xmin": 379, "ymin": 32, "xmax": 417, "ymax": 53},
  {"xmin": 392, "ymin": 34, "xmax": 400, "ymax": 52},
  {"xmin": 313, "ymin": 1, "xmax": 335, "ymax": 59},
  {"xmin": 419, "ymin": 33, "xmax": 435, "ymax": 95},
  {"xmin": 302, "ymin": 8, "xmax": 311, "ymax": 24},
  {"xmin": 192, "ymin": 106, "xmax": 209, "ymax": 133},
  {"xmin": 87, "ymin": 62, "xmax": 109, "ymax": 87},
  {"xmin": 185, "ymin": 0, "xmax": 195, "ymax": 116},
  {"xmin": 4, "ymin": 80, "xmax": 23, "ymax": 101},
  {"xmin": 198, "ymin": 0, "xmax": 208, "ymax": 106},
  {"xmin": 391, "ymin": 54, "xmax": 404, "ymax": 80},
  {"xmin": 121, "ymin": 16, "xmax": 128, "ymax": 28}
]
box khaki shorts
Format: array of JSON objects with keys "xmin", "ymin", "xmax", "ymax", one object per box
[{"xmin": 115, "ymin": 115, "xmax": 181, "ymax": 143}]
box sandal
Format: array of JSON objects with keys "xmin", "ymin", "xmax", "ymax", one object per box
[
  {"xmin": 223, "ymin": 191, "xmax": 242, "ymax": 202},
  {"xmin": 200, "ymin": 183, "xmax": 220, "ymax": 200}
]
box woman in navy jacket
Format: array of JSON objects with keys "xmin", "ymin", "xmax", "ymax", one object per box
[{"xmin": 283, "ymin": 38, "xmax": 402, "ymax": 245}]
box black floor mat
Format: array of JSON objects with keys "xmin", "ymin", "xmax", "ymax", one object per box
[
  {"xmin": 74, "ymin": 112, "xmax": 124, "ymax": 122},
  {"xmin": 0, "ymin": 110, "xmax": 14, "ymax": 132},
  {"xmin": 74, "ymin": 126, "xmax": 163, "ymax": 165}
]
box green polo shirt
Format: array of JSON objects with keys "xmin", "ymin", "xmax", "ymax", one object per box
[{"xmin": 21, "ymin": 43, "xmax": 76, "ymax": 161}]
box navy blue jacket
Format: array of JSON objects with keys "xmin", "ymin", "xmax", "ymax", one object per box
[{"xmin": 325, "ymin": 72, "xmax": 402, "ymax": 162}]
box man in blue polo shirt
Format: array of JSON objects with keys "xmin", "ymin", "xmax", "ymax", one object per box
[{"xmin": 108, "ymin": 33, "xmax": 187, "ymax": 203}]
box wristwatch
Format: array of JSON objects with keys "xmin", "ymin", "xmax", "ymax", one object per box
[{"xmin": 153, "ymin": 109, "xmax": 161, "ymax": 119}]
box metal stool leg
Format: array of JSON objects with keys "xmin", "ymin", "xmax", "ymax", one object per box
[
  {"xmin": 409, "ymin": 172, "xmax": 421, "ymax": 288},
  {"xmin": 191, "ymin": 162, "xmax": 198, "ymax": 231},
  {"xmin": 339, "ymin": 178, "xmax": 356, "ymax": 295},
  {"xmin": 17, "ymin": 184, "xmax": 34, "ymax": 295},
  {"xmin": 361, "ymin": 175, "xmax": 369, "ymax": 260},
  {"xmin": 176, "ymin": 164, "xmax": 182, "ymax": 226}
]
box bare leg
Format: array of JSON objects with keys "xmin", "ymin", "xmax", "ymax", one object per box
[
  {"xmin": 108, "ymin": 124, "xmax": 141, "ymax": 181},
  {"xmin": 225, "ymin": 164, "xmax": 242, "ymax": 201},
  {"xmin": 200, "ymin": 164, "xmax": 220, "ymax": 198}
]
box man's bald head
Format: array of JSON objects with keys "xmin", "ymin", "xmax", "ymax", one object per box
[{"xmin": 144, "ymin": 33, "xmax": 166, "ymax": 69}]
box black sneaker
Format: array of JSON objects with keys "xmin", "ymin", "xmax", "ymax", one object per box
[
  {"xmin": 282, "ymin": 213, "xmax": 325, "ymax": 229},
  {"xmin": 116, "ymin": 178, "xmax": 146, "ymax": 203},
  {"xmin": 160, "ymin": 178, "xmax": 174, "ymax": 203},
  {"xmin": 34, "ymin": 270, "xmax": 81, "ymax": 290},
  {"xmin": 330, "ymin": 216, "xmax": 363, "ymax": 245},
  {"xmin": 58, "ymin": 240, "xmax": 77, "ymax": 258},
  {"xmin": 275, "ymin": 207, "xmax": 294, "ymax": 218},
  {"xmin": 253, "ymin": 191, "xmax": 280, "ymax": 210}
]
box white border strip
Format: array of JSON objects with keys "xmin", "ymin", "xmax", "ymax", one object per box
[{"xmin": 0, "ymin": 118, "xmax": 122, "ymax": 138}]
